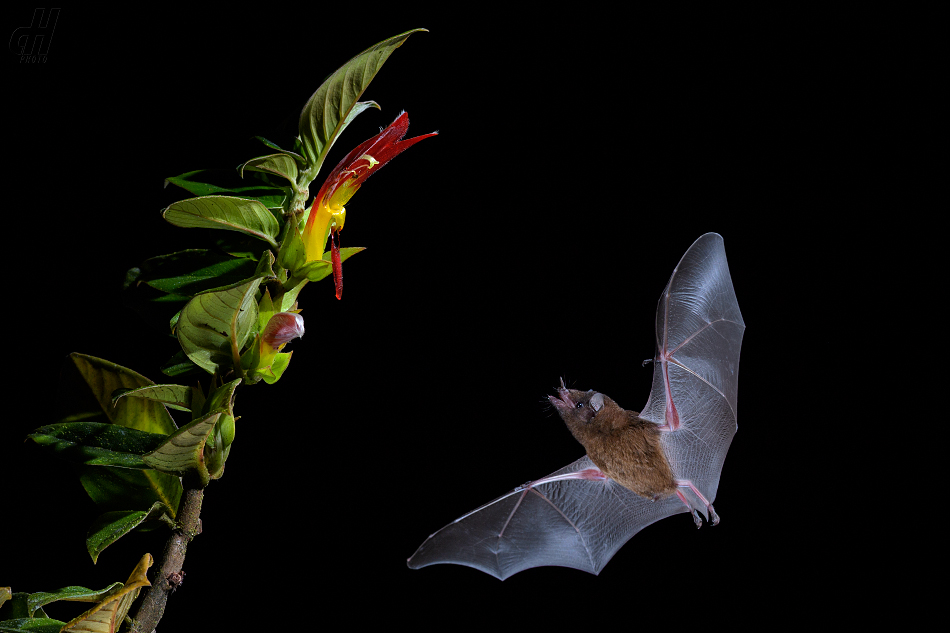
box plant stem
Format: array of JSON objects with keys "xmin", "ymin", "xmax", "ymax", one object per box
[{"xmin": 129, "ymin": 485, "xmax": 204, "ymax": 633}]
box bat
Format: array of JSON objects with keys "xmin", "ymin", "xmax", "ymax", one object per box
[{"xmin": 407, "ymin": 232, "xmax": 744, "ymax": 580}]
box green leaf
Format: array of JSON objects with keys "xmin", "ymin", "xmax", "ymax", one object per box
[
  {"xmin": 59, "ymin": 554, "xmax": 152, "ymax": 633},
  {"xmin": 78, "ymin": 466, "xmax": 182, "ymax": 518},
  {"xmin": 165, "ymin": 169, "xmax": 285, "ymax": 200},
  {"xmin": 20, "ymin": 584, "xmax": 123, "ymax": 619},
  {"xmin": 253, "ymin": 136, "xmax": 307, "ymax": 165},
  {"xmin": 136, "ymin": 249, "xmax": 262, "ymax": 299},
  {"xmin": 254, "ymin": 248, "xmax": 277, "ymax": 279},
  {"xmin": 61, "ymin": 354, "xmax": 177, "ymax": 435},
  {"xmin": 176, "ymin": 277, "xmax": 263, "ymax": 375},
  {"xmin": 256, "ymin": 288, "xmax": 276, "ymax": 334},
  {"xmin": 298, "ymin": 28, "xmax": 425, "ymax": 174},
  {"xmin": 162, "ymin": 195, "xmax": 280, "ymax": 249},
  {"xmin": 142, "ymin": 412, "xmax": 222, "ymax": 487},
  {"xmin": 276, "ymin": 220, "xmax": 307, "ymax": 271},
  {"xmin": 295, "ymin": 246, "xmax": 365, "ymax": 282},
  {"xmin": 239, "ymin": 153, "xmax": 300, "ymax": 187},
  {"xmin": 111, "ymin": 384, "xmax": 192, "ymax": 412},
  {"xmin": 86, "ymin": 502, "xmax": 172, "ymax": 564},
  {"xmin": 212, "ymin": 231, "xmax": 276, "ymax": 260},
  {"xmin": 297, "ymin": 259, "xmax": 331, "ymax": 282},
  {"xmin": 204, "ymin": 378, "xmax": 241, "ymax": 419},
  {"xmin": 257, "ymin": 352, "xmax": 292, "ymax": 385},
  {"xmin": 0, "ymin": 616, "xmax": 66, "ymax": 631},
  {"xmin": 161, "ymin": 350, "xmax": 200, "ymax": 378},
  {"xmin": 200, "ymin": 379, "xmax": 240, "ymax": 474},
  {"xmin": 27, "ymin": 423, "xmax": 169, "ymax": 468}
]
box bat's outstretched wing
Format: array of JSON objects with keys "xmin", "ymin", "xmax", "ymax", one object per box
[
  {"xmin": 407, "ymin": 233, "xmax": 743, "ymax": 579},
  {"xmin": 639, "ymin": 232, "xmax": 744, "ymax": 520},
  {"xmin": 406, "ymin": 456, "xmax": 684, "ymax": 580}
]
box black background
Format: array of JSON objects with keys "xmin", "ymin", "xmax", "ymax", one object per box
[{"xmin": 2, "ymin": 5, "xmax": 924, "ymax": 629}]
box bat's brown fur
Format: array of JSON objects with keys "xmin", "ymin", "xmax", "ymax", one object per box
[{"xmin": 550, "ymin": 388, "xmax": 677, "ymax": 500}]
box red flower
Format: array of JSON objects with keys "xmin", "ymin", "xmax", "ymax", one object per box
[{"xmin": 303, "ymin": 111, "xmax": 436, "ymax": 259}]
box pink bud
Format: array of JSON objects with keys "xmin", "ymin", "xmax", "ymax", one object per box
[{"xmin": 262, "ymin": 312, "xmax": 305, "ymax": 348}]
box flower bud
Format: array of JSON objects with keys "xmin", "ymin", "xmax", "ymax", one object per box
[{"xmin": 262, "ymin": 312, "xmax": 305, "ymax": 349}]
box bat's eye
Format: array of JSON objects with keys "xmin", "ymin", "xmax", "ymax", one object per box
[{"xmin": 576, "ymin": 402, "xmax": 584, "ymax": 409}]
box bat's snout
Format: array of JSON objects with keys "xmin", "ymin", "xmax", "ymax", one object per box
[{"xmin": 549, "ymin": 384, "xmax": 574, "ymax": 410}]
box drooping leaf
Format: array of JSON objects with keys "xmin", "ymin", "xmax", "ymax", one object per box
[
  {"xmin": 164, "ymin": 169, "xmax": 285, "ymax": 203},
  {"xmin": 162, "ymin": 195, "xmax": 280, "ymax": 249},
  {"xmin": 161, "ymin": 350, "xmax": 200, "ymax": 378},
  {"xmin": 111, "ymin": 384, "xmax": 192, "ymax": 412},
  {"xmin": 60, "ymin": 554, "xmax": 152, "ymax": 633},
  {"xmin": 176, "ymin": 277, "xmax": 263, "ymax": 375},
  {"xmin": 27, "ymin": 423, "xmax": 169, "ymax": 468},
  {"xmin": 0, "ymin": 617, "xmax": 65, "ymax": 631},
  {"xmin": 86, "ymin": 502, "xmax": 172, "ymax": 563},
  {"xmin": 298, "ymin": 28, "xmax": 425, "ymax": 174},
  {"xmin": 78, "ymin": 466, "xmax": 182, "ymax": 518},
  {"xmin": 142, "ymin": 412, "xmax": 222, "ymax": 487},
  {"xmin": 238, "ymin": 153, "xmax": 300, "ymax": 187},
  {"xmin": 61, "ymin": 354, "xmax": 177, "ymax": 435},
  {"xmin": 20, "ymin": 583, "xmax": 123, "ymax": 620},
  {"xmin": 135, "ymin": 249, "xmax": 262, "ymax": 299},
  {"xmin": 212, "ymin": 229, "xmax": 280, "ymax": 260},
  {"xmin": 253, "ymin": 136, "xmax": 307, "ymax": 165}
]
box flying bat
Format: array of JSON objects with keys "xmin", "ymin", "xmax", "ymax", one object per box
[{"xmin": 407, "ymin": 232, "xmax": 745, "ymax": 580}]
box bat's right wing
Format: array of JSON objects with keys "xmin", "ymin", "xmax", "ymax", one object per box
[
  {"xmin": 407, "ymin": 456, "xmax": 684, "ymax": 580},
  {"xmin": 639, "ymin": 233, "xmax": 744, "ymax": 521}
]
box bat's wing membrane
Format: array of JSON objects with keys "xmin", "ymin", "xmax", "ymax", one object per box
[
  {"xmin": 639, "ymin": 233, "xmax": 745, "ymax": 518},
  {"xmin": 407, "ymin": 456, "xmax": 684, "ymax": 580},
  {"xmin": 408, "ymin": 233, "xmax": 743, "ymax": 579}
]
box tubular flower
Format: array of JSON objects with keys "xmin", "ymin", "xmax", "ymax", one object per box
[{"xmin": 301, "ymin": 112, "xmax": 437, "ymax": 296}]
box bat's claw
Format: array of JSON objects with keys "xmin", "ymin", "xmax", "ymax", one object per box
[
  {"xmin": 708, "ymin": 504, "xmax": 720, "ymax": 526},
  {"xmin": 690, "ymin": 508, "xmax": 702, "ymax": 528}
]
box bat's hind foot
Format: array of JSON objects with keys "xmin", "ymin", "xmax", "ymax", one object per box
[{"xmin": 675, "ymin": 480, "xmax": 719, "ymax": 527}]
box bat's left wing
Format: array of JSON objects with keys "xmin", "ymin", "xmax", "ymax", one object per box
[{"xmin": 406, "ymin": 456, "xmax": 684, "ymax": 580}]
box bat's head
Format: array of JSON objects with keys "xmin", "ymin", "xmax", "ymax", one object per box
[
  {"xmin": 548, "ymin": 379, "xmax": 609, "ymax": 426},
  {"xmin": 548, "ymin": 378, "xmax": 629, "ymax": 448}
]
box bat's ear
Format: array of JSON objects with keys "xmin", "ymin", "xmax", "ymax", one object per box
[{"xmin": 590, "ymin": 392, "xmax": 604, "ymax": 413}]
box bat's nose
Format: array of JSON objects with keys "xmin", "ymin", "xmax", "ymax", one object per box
[{"xmin": 551, "ymin": 386, "xmax": 574, "ymax": 409}]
